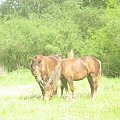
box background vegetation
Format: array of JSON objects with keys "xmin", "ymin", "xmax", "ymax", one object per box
[
  {"xmin": 0, "ymin": 0, "xmax": 120, "ymax": 76},
  {"xmin": 0, "ymin": 1, "xmax": 120, "ymax": 119}
]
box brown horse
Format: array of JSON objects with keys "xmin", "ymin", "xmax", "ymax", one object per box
[
  {"xmin": 31, "ymin": 55, "xmax": 62, "ymax": 97},
  {"xmin": 44, "ymin": 56, "xmax": 101, "ymax": 100}
]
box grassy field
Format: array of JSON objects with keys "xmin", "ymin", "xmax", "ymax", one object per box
[{"xmin": 0, "ymin": 68, "xmax": 120, "ymax": 120}]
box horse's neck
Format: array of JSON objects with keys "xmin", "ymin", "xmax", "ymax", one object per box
[{"xmin": 49, "ymin": 63, "xmax": 61, "ymax": 84}]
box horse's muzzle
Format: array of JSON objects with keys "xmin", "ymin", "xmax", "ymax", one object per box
[{"xmin": 44, "ymin": 96, "xmax": 50, "ymax": 101}]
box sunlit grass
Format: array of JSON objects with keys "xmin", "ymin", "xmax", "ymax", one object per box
[{"xmin": 0, "ymin": 69, "xmax": 120, "ymax": 120}]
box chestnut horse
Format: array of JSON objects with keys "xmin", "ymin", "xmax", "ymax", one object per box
[
  {"xmin": 31, "ymin": 55, "xmax": 61, "ymax": 97},
  {"xmin": 44, "ymin": 56, "xmax": 101, "ymax": 100}
]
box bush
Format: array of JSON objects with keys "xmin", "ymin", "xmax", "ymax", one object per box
[{"xmin": 0, "ymin": 1, "xmax": 120, "ymax": 77}]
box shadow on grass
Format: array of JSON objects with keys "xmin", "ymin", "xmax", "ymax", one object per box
[
  {"xmin": 18, "ymin": 94, "xmax": 43, "ymax": 100},
  {"xmin": 17, "ymin": 92, "xmax": 91, "ymax": 101}
]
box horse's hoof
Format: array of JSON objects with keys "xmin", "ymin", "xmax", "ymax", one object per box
[{"xmin": 71, "ymin": 97, "xmax": 76, "ymax": 100}]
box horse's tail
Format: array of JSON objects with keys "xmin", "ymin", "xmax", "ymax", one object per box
[
  {"xmin": 99, "ymin": 60, "xmax": 102, "ymax": 77},
  {"xmin": 67, "ymin": 50, "xmax": 74, "ymax": 58},
  {"xmin": 97, "ymin": 59, "xmax": 102, "ymax": 82}
]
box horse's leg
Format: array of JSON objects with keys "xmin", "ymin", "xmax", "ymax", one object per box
[
  {"xmin": 36, "ymin": 79, "xmax": 45, "ymax": 97},
  {"xmin": 61, "ymin": 81, "xmax": 64, "ymax": 96},
  {"xmin": 61, "ymin": 79, "xmax": 68, "ymax": 96},
  {"xmin": 87, "ymin": 74, "xmax": 98, "ymax": 99},
  {"xmin": 67, "ymin": 78, "xmax": 75, "ymax": 98},
  {"xmin": 39, "ymin": 84, "xmax": 45, "ymax": 97},
  {"xmin": 54, "ymin": 87, "xmax": 57, "ymax": 95}
]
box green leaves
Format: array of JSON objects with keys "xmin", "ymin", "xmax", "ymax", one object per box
[{"xmin": 0, "ymin": 0, "xmax": 120, "ymax": 76}]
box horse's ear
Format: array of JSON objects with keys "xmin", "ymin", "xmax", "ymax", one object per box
[
  {"xmin": 30, "ymin": 58, "xmax": 34, "ymax": 68},
  {"xmin": 31, "ymin": 56, "xmax": 36, "ymax": 63},
  {"xmin": 30, "ymin": 59, "xmax": 34, "ymax": 65}
]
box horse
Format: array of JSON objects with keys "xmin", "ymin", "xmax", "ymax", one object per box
[
  {"xmin": 31, "ymin": 55, "xmax": 62, "ymax": 97},
  {"xmin": 44, "ymin": 56, "xmax": 101, "ymax": 100}
]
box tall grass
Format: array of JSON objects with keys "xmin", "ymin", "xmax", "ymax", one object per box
[{"xmin": 0, "ymin": 68, "xmax": 120, "ymax": 120}]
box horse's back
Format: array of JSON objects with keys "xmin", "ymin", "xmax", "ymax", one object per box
[
  {"xmin": 61, "ymin": 58, "xmax": 88, "ymax": 80},
  {"xmin": 80, "ymin": 56, "xmax": 101, "ymax": 76},
  {"xmin": 61, "ymin": 56, "xmax": 101, "ymax": 79}
]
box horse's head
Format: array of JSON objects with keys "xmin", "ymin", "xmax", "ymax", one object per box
[
  {"xmin": 31, "ymin": 55, "xmax": 43, "ymax": 84},
  {"xmin": 44, "ymin": 81, "xmax": 57, "ymax": 100},
  {"xmin": 44, "ymin": 63, "xmax": 61, "ymax": 100}
]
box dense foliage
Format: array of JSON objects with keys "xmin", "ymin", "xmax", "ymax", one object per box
[{"xmin": 0, "ymin": 0, "xmax": 120, "ymax": 76}]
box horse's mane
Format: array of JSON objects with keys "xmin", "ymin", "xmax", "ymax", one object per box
[
  {"xmin": 49, "ymin": 63, "xmax": 61, "ymax": 84},
  {"xmin": 48, "ymin": 50, "xmax": 74, "ymax": 85}
]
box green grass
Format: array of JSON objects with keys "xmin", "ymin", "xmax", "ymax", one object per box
[{"xmin": 0, "ymin": 68, "xmax": 120, "ymax": 120}]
